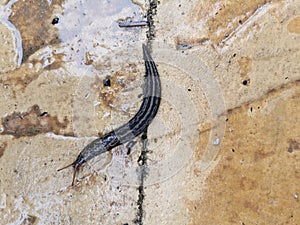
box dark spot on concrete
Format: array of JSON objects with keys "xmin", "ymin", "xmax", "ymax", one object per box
[
  {"xmin": 288, "ymin": 139, "xmax": 299, "ymax": 153},
  {"xmin": 1, "ymin": 104, "xmax": 69, "ymax": 138},
  {"xmin": 40, "ymin": 112, "xmax": 48, "ymax": 117},
  {"xmin": 103, "ymin": 76, "xmax": 111, "ymax": 87},
  {"xmin": 52, "ymin": 17, "xmax": 59, "ymax": 25},
  {"xmin": 95, "ymin": 65, "xmax": 138, "ymax": 110},
  {"xmin": 242, "ymin": 80, "xmax": 248, "ymax": 85},
  {"xmin": 0, "ymin": 142, "xmax": 8, "ymax": 158}
]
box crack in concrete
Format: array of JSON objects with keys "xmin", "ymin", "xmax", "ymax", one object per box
[
  {"xmin": 146, "ymin": 0, "xmax": 158, "ymax": 46},
  {"xmin": 134, "ymin": 132, "xmax": 149, "ymax": 225},
  {"xmin": 133, "ymin": 2, "xmax": 158, "ymax": 224}
]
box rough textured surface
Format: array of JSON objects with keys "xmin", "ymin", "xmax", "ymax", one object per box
[
  {"xmin": 0, "ymin": 0, "xmax": 300, "ymax": 224},
  {"xmin": 188, "ymin": 81, "xmax": 300, "ymax": 224},
  {"xmin": 0, "ymin": 18, "xmax": 18, "ymax": 73},
  {"xmin": 8, "ymin": 0, "xmax": 64, "ymax": 62}
]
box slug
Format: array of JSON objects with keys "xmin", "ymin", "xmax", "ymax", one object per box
[{"xmin": 58, "ymin": 44, "xmax": 161, "ymax": 185}]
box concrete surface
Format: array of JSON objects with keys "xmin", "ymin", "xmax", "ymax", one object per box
[{"xmin": 0, "ymin": 0, "xmax": 299, "ymax": 224}]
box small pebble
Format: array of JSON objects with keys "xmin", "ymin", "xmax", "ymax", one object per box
[
  {"xmin": 242, "ymin": 80, "xmax": 248, "ymax": 85},
  {"xmin": 52, "ymin": 17, "xmax": 59, "ymax": 25},
  {"xmin": 103, "ymin": 76, "xmax": 111, "ymax": 87}
]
